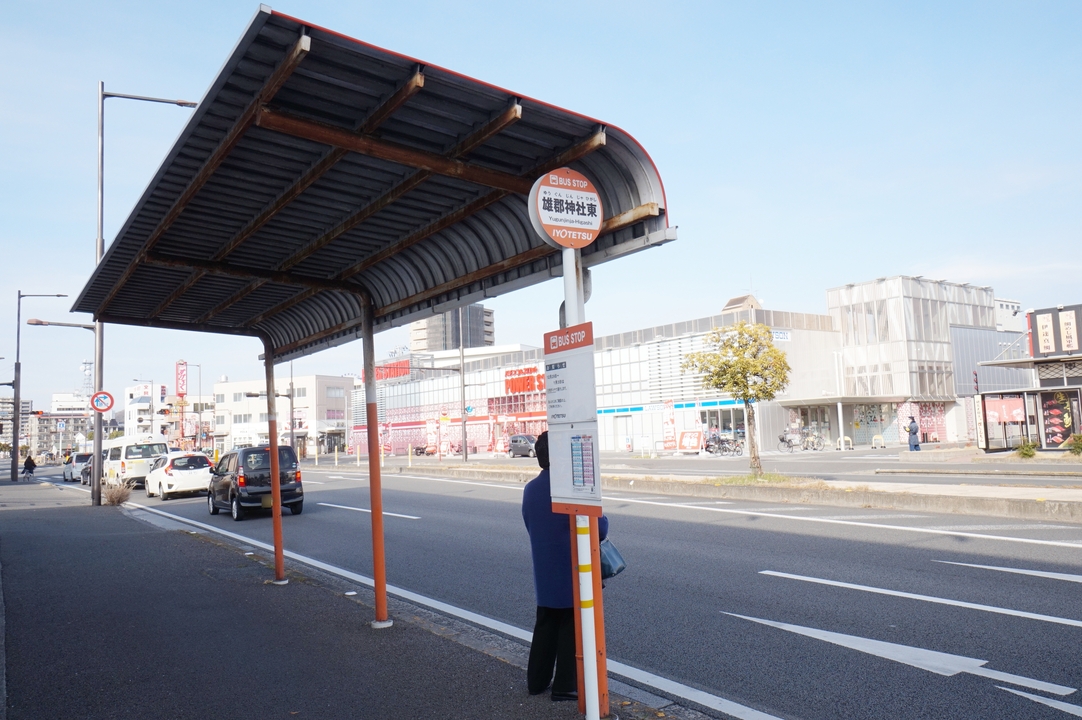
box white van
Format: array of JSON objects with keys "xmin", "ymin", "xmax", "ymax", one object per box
[{"xmin": 103, "ymin": 434, "xmax": 169, "ymax": 487}]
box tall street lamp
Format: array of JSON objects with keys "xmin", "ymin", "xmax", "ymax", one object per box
[
  {"xmin": 10, "ymin": 293, "xmax": 68, "ymax": 482},
  {"xmin": 25, "ymin": 319, "xmax": 96, "ymax": 490},
  {"xmin": 246, "ymin": 389, "xmax": 295, "ymax": 450},
  {"xmin": 94, "ymin": 83, "xmax": 196, "ymax": 504}
]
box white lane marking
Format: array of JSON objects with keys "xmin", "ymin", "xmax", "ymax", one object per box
[
  {"xmin": 303, "ymin": 481, "xmax": 326, "ymax": 484},
  {"xmin": 924, "ymin": 524, "xmax": 1080, "ymax": 531},
  {"xmin": 998, "ymin": 686, "xmax": 1082, "ymax": 716},
  {"xmin": 760, "ymin": 571, "xmax": 1082, "ymax": 628},
  {"xmin": 726, "ymin": 613, "xmax": 1075, "ymax": 696},
  {"xmin": 935, "ymin": 560, "xmax": 1082, "ymax": 584},
  {"xmin": 395, "ymin": 474, "xmax": 526, "ymax": 492},
  {"xmin": 812, "ymin": 514, "xmax": 929, "ymax": 521},
  {"xmin": 121, "ymin": 500, "xmax": 781, "ymax": 720},
  {"xmin": 610, "ymin": 496, "xmax": 1082, "ymax": 548},
  {"xmin": 317, "ymin": 502, "xmax": 420, "ymax": 520}
]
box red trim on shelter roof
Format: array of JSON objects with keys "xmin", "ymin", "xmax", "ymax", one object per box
[{"xmin": 270, "ymin": 10, "xmax": 669, "ymax": 226}]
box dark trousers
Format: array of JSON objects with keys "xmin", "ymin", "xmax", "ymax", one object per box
[{"xmin": 527, "ymin": 606, "xmax": 576, "ymax": 695}]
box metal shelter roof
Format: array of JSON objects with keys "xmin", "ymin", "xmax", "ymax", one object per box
[{"xmin": 73, "ymin": 6, "xmax": 674, "ymax": 361}]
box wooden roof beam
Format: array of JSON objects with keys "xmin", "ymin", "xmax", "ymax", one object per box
[
  {"xmin": 256, "ymin": 106, "xmax": 536, "ymax": 195},
  {"xmin": 238, "ymin": 125, "xmax": 606, "ymax": 330},
  {"xmin": 256, "ymin": 200, "xmax": 659, "ymax": 355},
  {"xmin": 96, "ymin": 33, "xmax": 312, "ymax": 316},
  {"xmin": 148, "ymin": 67, "xmax": 425, "ymax": 319},
  {"xmin": 145, "ymin": 253, "xmax": 371, "ymax": 299}
]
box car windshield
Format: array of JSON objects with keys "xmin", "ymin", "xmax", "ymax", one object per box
[
  {"xmin": 125, "ymin": 443, "xmax": 168, "ymax": 459},
  {"xmin": 75, "ymin": 454, "xmax": 92, "ymax": 463},
  {"xmin": 171, "ymin": 455, "xmax": 211, "ymax": 470},
  {"xmin": 244, "ymin": 447, "xmax": 298, "ymax": 470},
  {"xmin": 525, "ymin": 435, "xmax": 536, "ymax": 442}
]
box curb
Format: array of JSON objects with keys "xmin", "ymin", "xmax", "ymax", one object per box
[
  {"xmin": 388, "ymin": 465, "xmax": 1082, "ymax": 525},
  {"xmin": 876, "ymin": 468, "xmax": 1082, "ymax": 478}
]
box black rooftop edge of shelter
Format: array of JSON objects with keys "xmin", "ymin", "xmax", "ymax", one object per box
[{"xmin": 73, "ymin": 5, "xmax": 674, "ymax": 361}]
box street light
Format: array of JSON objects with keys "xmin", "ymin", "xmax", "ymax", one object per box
[
  {"xmin": 92, "ymin": 83, "xmax": 197, "ymax": 505},
  {"xmin": 10, "ymin": 293, "xmax": 68, "ymax": 482},
  {"xmin": 246, "ymin": 389, "xmax": 295, "ymax": 450},
  {"xmin": 25, "ymin": 318, "xmax": 96, "ymax": 483}
]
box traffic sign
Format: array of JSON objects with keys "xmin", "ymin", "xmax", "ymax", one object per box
[
  {"xmin": 528, "ymin": 167, "xmax": 604, "ymax": 250},
  {"xmin": 57, "ymin": 420, "xmax": 66, "ymax": 431},
  {"xmin": 90, "ymin": 391, "xmax": 114, "ymax": 413}
]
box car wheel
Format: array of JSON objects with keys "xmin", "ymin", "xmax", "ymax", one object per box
[
  {"xmin": 290, "ymin": 501, "xmax": 303, "ymax": 515},
  {"xmin": 528, "ymin": 449, "xmax": 536, "ymax": 458},
  {"xmin": 231, "ymin": 496, "xmax": 245, "ymax": 521},
  {"xmin": 159, "ymin": 483, "xmax": 169, "ymax": 501},
  {"xmin": 145, "ymin": 481, "xmax": 153, "ymax": 497},
  {"xmin": 207, "ymin": 492, "xmax": 219, "ymax": 515}
]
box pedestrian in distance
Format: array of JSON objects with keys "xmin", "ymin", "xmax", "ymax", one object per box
[
  {"xmin": 21, "ymin": 455, "xmax": 36, "ymax": 479},
  {"xmin": 521, "ymin": 431, "xmax": 608, "ymax": 702},
  {"xmin": 907, "ymin": 416, "xmax": 921, "ymax": 452}
]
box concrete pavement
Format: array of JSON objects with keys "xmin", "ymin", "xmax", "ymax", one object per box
[{"xmin": 0, "ymin": 477, "xmax": 678, "ymax": 720}]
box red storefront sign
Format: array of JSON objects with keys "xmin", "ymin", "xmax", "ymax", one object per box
[{"xmin": 504, "ymin": 366, "xmax": 546, "ymax": 394}]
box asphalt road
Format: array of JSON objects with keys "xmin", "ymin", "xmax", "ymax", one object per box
[{"xmin": 38, "ymin": 465, "xmax": 1082, "ymax": 719}]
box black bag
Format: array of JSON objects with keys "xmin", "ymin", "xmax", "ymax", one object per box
[{"xmin": 599, "ymin": 538, "xmax": 627, "ymax": 580}]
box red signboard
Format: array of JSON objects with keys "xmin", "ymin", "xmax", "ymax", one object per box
[
  {"xmin": 504, "ymin": 366, "xmax": 545, "ymax": 394},
  {"xmin": 361, "ymin": 359, "xmax": 411, "ymax": 382}
]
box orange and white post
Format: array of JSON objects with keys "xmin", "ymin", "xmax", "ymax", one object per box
[{"xmin": 575, "ymin": 515, "xmax": 601, "ymax": 719}]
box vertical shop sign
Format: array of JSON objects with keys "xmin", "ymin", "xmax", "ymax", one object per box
[
  {"xmin": 544, "ymin": 322, "xmax": 601, "ymax": 507},
  {"xmin": 973, "ymin": 396, "xmax": 987, "ymax": 449},
  {"xmin": 663, "ymin": 400, "xmax": 677, "ymax": 451},
  {"xmin": 175, "ymin": 361, "xmax": 188, "ymax": 397},
  {"xmin": 1036, "ymin": 313, "xmax": 1056, "ymax": 354},
  {"xmin": 1060, "ymin": 310, "xmax": 1079, "ymax": 353},
  {"xmin": 1040, "ymin": 390, "xmax": 1078, "ymax": 448}
]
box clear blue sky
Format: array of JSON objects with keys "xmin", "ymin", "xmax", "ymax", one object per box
[{"xmin": 2, "ymin": 1, "xmax": 1080, "ymax": 408}]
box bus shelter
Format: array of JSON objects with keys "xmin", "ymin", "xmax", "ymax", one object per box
[{"xmin": 74, "ymin": 6, "xmax": 672, "ymax": 707}]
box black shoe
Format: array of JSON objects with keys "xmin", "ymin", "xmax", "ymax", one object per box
[
  {"xmin": 528, "ymin": 685, "xmax": 550, "ymax": 697},
  {"xmin": 551, "ymin": 691, "xmax": 578, "ymax": 702}
]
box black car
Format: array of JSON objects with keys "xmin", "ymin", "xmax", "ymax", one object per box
[
  {"xmin": 508, "ymin": 434, "xmax": 537, "ymax": 458},
  {"xmin": 208, "ymin": 446, "xmax": 304, "ymax": 521}
]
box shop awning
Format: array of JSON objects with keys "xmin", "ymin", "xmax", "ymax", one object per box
[{"xmin": 72, "ymin": 7, "xmax": 673, "ymax": 362}]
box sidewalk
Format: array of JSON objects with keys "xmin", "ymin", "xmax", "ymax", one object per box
[{"xmin": 0, "ymin": 479, "xmax": 666, "ymax": 720}]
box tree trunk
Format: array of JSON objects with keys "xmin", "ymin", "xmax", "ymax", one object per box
[{"xmin": 746, "ymin": 400, "xmax": 761, "ymax": 474}]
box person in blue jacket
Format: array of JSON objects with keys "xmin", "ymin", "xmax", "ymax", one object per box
[{"xmin": 522, "ymin": 431, "xmax": 608, "ymax": 701}]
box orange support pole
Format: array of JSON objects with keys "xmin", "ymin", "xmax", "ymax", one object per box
[
  {"xmin": 363, "ymin": 306, "xmax": 392, "ymax": 628},
  {"xmin": 262, "ymin": 338, "xmax": 286, "ymax": 584}
]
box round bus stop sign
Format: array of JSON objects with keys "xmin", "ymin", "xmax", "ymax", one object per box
[
  {"xmin": 528, "ymin": 167, "xmax": 603, "ymax": 250},
  {"xmin": 91, "ymin": 391, "xmax": 114, "ymax": 413}
]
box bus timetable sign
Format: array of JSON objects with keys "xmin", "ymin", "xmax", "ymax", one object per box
[{"xmin": 528, "ymin": 167, "xmax": 603, "ymax": 250}]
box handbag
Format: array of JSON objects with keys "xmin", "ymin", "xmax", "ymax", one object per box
[{"xmin": 599, "ymin": 538, "xmax": 627, "ymax": 580}]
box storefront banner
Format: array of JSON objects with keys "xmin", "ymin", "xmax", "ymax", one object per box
[
  {"xmin": 973, "ymin": 396, "xmax": 987, "ymax": 449},
  {"xmin": 1061, "ymin": 311, "xmax": 1079, "ymax": 353},
  {"xmin": 1040, "ymin": 390, "xmax": 1078, "ymax": 448},
  {"xmin": 985, "ymin": 396, "xmax": 1025, "ymax": 425},
  {"xmin": 663, "ymin": 400, "xmax": 677, "ymax": 451}
]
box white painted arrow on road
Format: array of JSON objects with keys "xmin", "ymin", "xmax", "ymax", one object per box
[{"xmin": 724, "ymin": 613, "xmax": 1076, "ymax": 697}]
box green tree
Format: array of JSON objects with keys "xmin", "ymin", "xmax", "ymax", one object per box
[
  {"xmin": 682, "ymin": 321, "xmax": 791, "ymax": 473},
  {"xmin": 108, "ymin": 430, "xmax": 124, "ymax": 440}
]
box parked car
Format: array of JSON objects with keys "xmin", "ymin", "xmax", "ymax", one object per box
[
  {"xmin": 145, "ymin": 451, "xmax": 214, "ymax": 500},
  {"xmin": 208, "ymin": 445, "xmax": 303, "ymax": 521},
  {"xmin": 508, "ymin": 434, "xmax": 537, "ymax": 458},
  {"xmin": 63, "ymin": 452, "xmax": 93, "ymax": 482}
]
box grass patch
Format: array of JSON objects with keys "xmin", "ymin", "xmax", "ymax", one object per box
[{"xmin": 700, "ymin": 472, "xmax": 819, "ymax": 487}]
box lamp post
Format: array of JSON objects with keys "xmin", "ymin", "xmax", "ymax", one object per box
[
  {"xmin": 10, "ymin": 294, "xmax": 68, "ymax": 482},
  {"xmin": 246, "ymin": 389, "xmax": 294, "ymax": 449},
  {"xmin": 25, "ymin": 319, "xmax": 95, "ymax": 489},
  {"xmin": 94, "ymin": 82, "xmax": 196, "ymax": 504}
]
